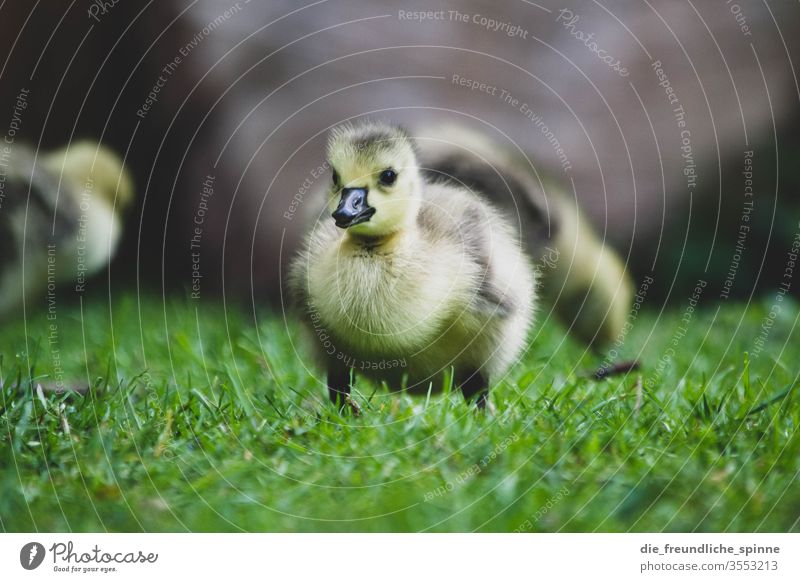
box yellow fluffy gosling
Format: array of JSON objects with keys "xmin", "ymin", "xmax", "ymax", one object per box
[
  {"xmin": 0, "ymin": 142, "xmax": 134, "ymax": 317},
  {"xmin": 415, "ymin": 124, "xmax": 634, "ymax": 348},
  {"xmin": 290, "ymin": 122, "xmax": 535, "ymax": 411}
]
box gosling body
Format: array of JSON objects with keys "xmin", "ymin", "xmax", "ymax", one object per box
[
  {"xmin": 290, "ymin": 122, "xmax": 534, "ymax": 408},
  {"xmin": 0, "ymin": 142, "xmax": 134, "ymax": 317},
  {"xmin": 414, "ymin": 124, "xmax": 634, "ymax": 347}
]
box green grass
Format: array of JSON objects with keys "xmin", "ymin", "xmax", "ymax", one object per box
[{"xmin": 1, "ymin": 292, "xmax": 799, "ymax": 532}]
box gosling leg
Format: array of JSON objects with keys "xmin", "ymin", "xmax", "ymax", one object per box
[
  {"xmin": 458, "ymin": 370, "xmax": 489, "ymax": 410},
  {"xmin": 327, "ymin": 364, "xmax": 361, "ymax": 415}
]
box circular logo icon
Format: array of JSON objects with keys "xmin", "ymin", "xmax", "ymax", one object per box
[{"xmin": 20, "ymin": 542, "xmax": 46, "ymax": 570}]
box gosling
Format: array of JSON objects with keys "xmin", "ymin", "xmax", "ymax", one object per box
[
  {"xmin": 289, "ymin": 122, "xmax": 535, "ymax": 411},
  {"xmin": 0, "ymin": 141, "xmax": 134, "ymax": 318},
  {"xmin": 414, "ymin": 123, "xmax": 634, "ymax": 348}
]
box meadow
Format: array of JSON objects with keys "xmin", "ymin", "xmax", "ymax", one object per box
[{"xmin": 1, "ymin": 292, "xmax": 798, "ymax": 532}]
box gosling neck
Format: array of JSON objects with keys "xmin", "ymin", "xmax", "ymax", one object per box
[{"xmin": 343, "ymin": 226, "xmax": 410, "ymax": 253}]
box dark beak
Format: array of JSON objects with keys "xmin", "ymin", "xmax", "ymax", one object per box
[{"xmin": 332, "ymin": 187, "xmax": 375, "ymax": 229}]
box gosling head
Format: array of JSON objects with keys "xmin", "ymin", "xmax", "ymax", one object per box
[{"xmin": 326, "ymin": 122, "xmax": 421, "ymax": 238}]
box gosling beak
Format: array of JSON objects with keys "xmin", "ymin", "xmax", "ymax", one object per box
[{"xmin": 332, "ymin": 187, "xmax": 375, "ymax": 229}]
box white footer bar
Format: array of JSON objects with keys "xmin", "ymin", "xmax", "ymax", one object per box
[{"xmin": 1, "ymin": 533, "xmax": 797, "ymax": 581}]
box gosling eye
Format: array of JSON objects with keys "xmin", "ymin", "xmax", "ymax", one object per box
[
  {"xmin": 331, "ymin": 169, "xmax": 340, "ymax": 187},
  {"xmin": 378, "ymin": 168, "xmax": 397, "ymax": 186}
]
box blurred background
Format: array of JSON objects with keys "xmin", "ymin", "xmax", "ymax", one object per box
[
  {"xmin": 3, "ymin": 0, "xmax": 800, "ymax": 535},
  {"xmin": 1, "ymin": 0, "xmax": 799, "ymax": 307}
]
